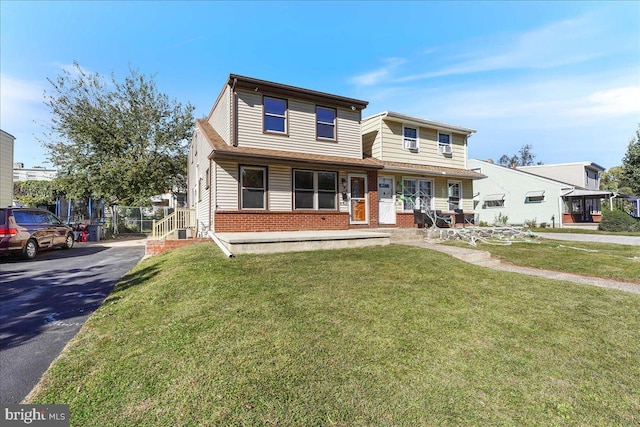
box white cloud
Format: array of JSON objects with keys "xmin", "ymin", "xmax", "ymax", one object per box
[
  {"xmin": 395, "ymin": 15, "xmax": 606, "ymax": 82},
  {"xmin": 350, "ymin": 57, "xmax": 405, "ymax": 87}
]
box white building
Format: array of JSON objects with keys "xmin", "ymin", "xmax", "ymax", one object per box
[
  {"xmin": 13, "ymin": 163, "xmax": 58, "ymax": 181},
  {"xmin": 469, "ymin": 159, "xmax": 613, "ymax": 228},
  {"xmin": 1, "ymin": 130, "xmax": 16, "ymax": 207}
]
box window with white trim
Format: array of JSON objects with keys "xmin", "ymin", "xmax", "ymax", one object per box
[
  {"xmin": 316, "ymin": 106, "xmax": 336, "ymax": 140},
  {"xmin": 438, "ymin": 132, "xmax": 452, "ymax": 155},
  {"xmin": 263, "ymin": 97, "xmax": 287, "ymax": 133},
  {"xmin": 403, "ymin": 126, "xmax": 418, "ymax": 151},
  {"xmin": 241, "ymin": 166, "xmax": 266, "ymax": 209},
  {"xmin": 294, "ymin": 170, "xmax": 337, "ymax": 210},
  {"xmin": 448, "ymin": 181, "xmax": 462, "ymax": 210},
  {"xmin": 401, "ymin": 178, "xmax": 433, "ymax": 211}
]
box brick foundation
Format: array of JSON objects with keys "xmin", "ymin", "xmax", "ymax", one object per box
[
  {"xmin": 214, "ymin": 211, "xmax": 351, "ymax": 232},
  {"xmin": 145, "ymin": 238, "xmax": 210, "ymax": 256}
]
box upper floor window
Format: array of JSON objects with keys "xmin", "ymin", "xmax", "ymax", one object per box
[
  {"xmin": 263, "ymin": 97, "xmax": 287, "ymax": 134},
  {"xmin": 403, "ymin": 126, "xmax": 418, "ymax": 151},
  {"xmin": 316, "ymin": 107, "xmax": 336, "ymax": 140},
  {"xmin": 438, "ymin": 132, "xmax": 452, "ymax": 155},
  {"xmin": 585, "ymin": 169, "xmax": 599, "ymax": 188}
]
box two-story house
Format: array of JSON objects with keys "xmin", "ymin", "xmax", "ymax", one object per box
[
  {"xmin": 361, "ymin": 112, "xmax": 484, "ymax": 227},
  {"xmin": 188, "ymin": 75, "xmax": 483, "ymax": 233},
  {"xmin": 189, "ymin": 74, "xmax": 383, "ymax": 233}
]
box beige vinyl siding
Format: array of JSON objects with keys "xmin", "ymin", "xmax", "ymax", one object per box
[
  {"xmin": 215, "ymin": 160, "xmax": 239, "ymax": 210},
  {"xmin": 269, "ymin": 165, "xmax": 292, "ymax": 211},
  {"xmin": 380, "ymin": 120, "xmax": 467, "ymax": 169},
  {"xmin": 208, "ymin": 84, "xmax": 231, "ymax": 144},
  {"xmin": 361, "ymin": 116, "xmax": 381, "ymax": 158},
  {"xmin": 236, "ymin": 89, "xmax": 362, "ymax": 159},
  {"xmin": 188, "ymin": 131, "xmax": 215, "ymax": 229},
  {"xmin": 0, "ymin": 132, "xmax": 14, "ymax": 206}
]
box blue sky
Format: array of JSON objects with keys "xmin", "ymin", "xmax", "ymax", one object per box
[{"xmin": 1, "ymin": 1, "xmax": 638, "ymax": 170}]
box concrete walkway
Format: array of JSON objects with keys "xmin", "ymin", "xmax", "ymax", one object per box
[
  {"xmin": 403, "ymin": 241, "xmax": 640, "ymax": 295},
  {"xmin": 535, "ymin": 232, "xmax": 640, "ymax": 246}
]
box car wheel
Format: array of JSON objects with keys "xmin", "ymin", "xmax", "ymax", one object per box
[
  {"xmin": 64, "ymin": 233, "xmax": 74, "ymax": 249},
  {"xmin": 23, "ymin": 239, "xmax": 38, "ymax": 260}
]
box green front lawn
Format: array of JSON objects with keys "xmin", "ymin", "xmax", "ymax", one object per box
[
  {"xmin": 29, "ymin": 244, "xmax": 640, "ymax": 426},
  {"xmin": 452, "ymin": 239, "xmax": 640, "ymax": 283}
]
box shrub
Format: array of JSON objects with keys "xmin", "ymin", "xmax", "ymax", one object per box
[
  {"xmin": 539, "ymin": 222, "xmax": 548, "ymax": 229},
  {"xmin": 494, "ymin": 213, "xmax": 509, "ymax": 226},
  {"xmin": 599, "ymin": 209, "xmax": 640, "ymax": 232},
  {"xmin": 524, "ymin": 218, "xmax": 537, "ymax": 229}
]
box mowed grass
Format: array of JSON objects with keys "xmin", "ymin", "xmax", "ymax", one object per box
[
  {"xmin": 29, "ymin": 243, "xmax": 640, "ymax": 426},
  {"xmin": 450, "ymin": 239, "xmax": 640, "ymax": 283}
]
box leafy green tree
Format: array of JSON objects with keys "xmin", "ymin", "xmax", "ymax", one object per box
[
  {"xmin": 600, "ymin": 166, "xmax": 633, "ymax": 194},
  {"xmin": 13, "ymin": 180, "xmax": 58, "ymax": 207},
  {"xmin": 43, "ymin": 62, "xmax": 195, "ymax": 214},
  {"xmin": 621, "ymin": 125, "xmax": 640, "ymax": 195},
  {"xmin": 498, "ymin": 144, "xmax": 541, "ymax": 167}
]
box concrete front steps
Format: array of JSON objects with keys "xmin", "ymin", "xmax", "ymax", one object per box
[{"xmin": 402, "ymin": 240, "xmax": 502, "ymax": 268}]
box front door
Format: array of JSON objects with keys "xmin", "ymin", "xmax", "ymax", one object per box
[
  {"xmin": 378, "ymin": 176, "xmax": 396, "ymax": 225},
  {"xmin": 349, "ymin": 174, "xmax": 368, "ymax": 224}
]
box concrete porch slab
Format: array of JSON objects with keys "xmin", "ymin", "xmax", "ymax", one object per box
[{"xmin": 214, "ymin": 229, "xmax": 391, "ymax": 254}]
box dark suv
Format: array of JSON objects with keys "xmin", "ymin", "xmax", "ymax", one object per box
[{"xmin": 0, "ymin": 207, "xmax": 75, "ymax": 259}]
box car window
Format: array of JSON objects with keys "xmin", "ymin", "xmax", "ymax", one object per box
[
  {"xmin": 13, "ymin": 211, "xmax": 36, "ymax": 224},
  {"xmin": 47, "ymin": 213, "xmax": 62, "ymax": 225},
  {"xmin": 0, "ymin": 209, "xmax": 5, "ymax": 225},
  {"xmin": 32, "ymin": 211, "xmax": 51, "ymax": 224}
]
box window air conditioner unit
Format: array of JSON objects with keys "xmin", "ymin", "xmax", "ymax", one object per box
[
  {"xmin": 406, "ymin": 140, "xmax": 418, "ymax": 150},
  {"xmin": 441, "ymin": 144, "xmax": 452, "ymax": 154}
]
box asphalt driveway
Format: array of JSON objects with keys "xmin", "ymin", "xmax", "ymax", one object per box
[{"xmin": 0, "ymin": 238, "xmax": 146, "ymax": 403}]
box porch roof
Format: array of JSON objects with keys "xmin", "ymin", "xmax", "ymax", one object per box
[
  {"xmin": 562, "ymin": 189, "xmax": 614, "ymax": 198},
  {"xmin": 197, "ymin": 119, "xmax": 383, "ymax": 170},
  {"xmin": 382, "ymin": 161, "xmax": 486, "ymax": 179}
]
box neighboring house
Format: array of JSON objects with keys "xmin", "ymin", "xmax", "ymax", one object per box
[
  {"xmin": 469, "ymin": 159, "xmax": 613, "ymax": 227},
  {"xmin": 361, "ymin": 112, "xmax": 484, "ymax": 227},
  {"xmin": 13, "ymin": 163, "xmax": 58, "ymax": 181},
  {"xmin": 188, "ymin": 75, "xmax": 483, "ymax": 233},
  {"xmin": 519, "ymin": 162, "xmax": 612, "ymax": 225},
  {"xmin": 1, "ymin": 130, "xmax": 16, "ymax": 207}
]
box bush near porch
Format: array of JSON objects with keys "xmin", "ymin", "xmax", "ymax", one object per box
[{"xmin": 599, "ymin": 208, "xmax": 640, "ymax": 232}]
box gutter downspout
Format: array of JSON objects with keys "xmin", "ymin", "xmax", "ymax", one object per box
[
  {"xmin": 207, "ymin": 230, "xmax": 234, "ymax": 258},
  {"xmin": 231, "ymin": 77, "xmax": 238, "ymax": 147},
  {"xmin": 380, "ymin": 112, "xmax": 387, "ymax": 160}
]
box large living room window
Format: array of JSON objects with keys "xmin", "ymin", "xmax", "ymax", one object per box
[
  {"xmin": 401, "ymin": 178, "xmax": 433, "ymax": 211},
  {"xmin": 241, "ymin": 166, "xmax": 266, "ymax": 209},
  {"xmin": 294, "ymin": 170, "xmax": 337, "ymax": 210},
  {"xmin": 316, "ymin": 106, "xmax": 336, "ymax": 140},
  {"xmin": 263, "ymin": 97, "xmax": 287, "ymax": 134}
]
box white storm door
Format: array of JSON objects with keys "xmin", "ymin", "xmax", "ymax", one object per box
[{"xmin": 378, "ymin": 176, "xmax": 396, "ymax": 225}]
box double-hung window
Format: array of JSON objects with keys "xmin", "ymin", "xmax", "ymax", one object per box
[
  {"xmin": 263, "ymin": 97, "xmax": 287, "ymax": 134},
  {"xmin": 316, "ymin": 107, "xmax": 336, "ymax": 140},
  {"xmin": 403, "ymin": 126, "xmax": 418, "ymax": 151},
  {"xmin": 438, "ymin": 132, "xmax": 452, "ymax": 154},
  {"xmin": 402, "ymin": 178, "xmax": 433, "ymax": 211},
  {"xmin": 294, "ymin": 170, "xmax": 337, "ymax": 210},
  {"xmin": 241, "ymin": 166, "xmax": 266, "ymax": 209},
  {"xmin": 448, "ymin": 181, "xmax": 462, "ymax": 211}
]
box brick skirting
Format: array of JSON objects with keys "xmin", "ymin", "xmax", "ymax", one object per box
[{"xmin": 214, "ymin": 211, "xmax": 352, "ymax": 232}]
